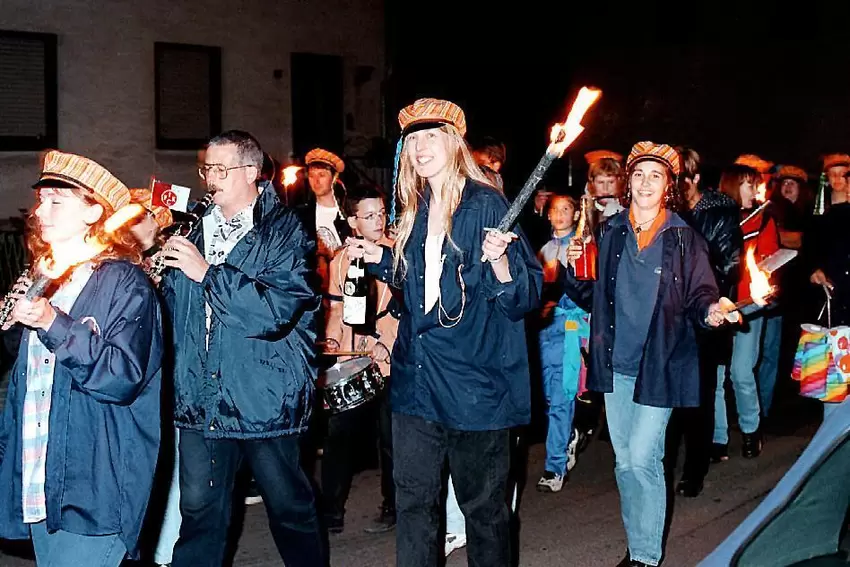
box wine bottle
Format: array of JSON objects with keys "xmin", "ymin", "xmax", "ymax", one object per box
[{"xmin": 343, "ymin": 256, "xmax": 367, "ymax": 325}]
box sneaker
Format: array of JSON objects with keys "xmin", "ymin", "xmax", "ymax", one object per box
[
  {"xmin": 567, "ymin": 428, "xmax": 583, "ymax": 471},
  {"xmin": 244, "ymin": 480, "xmax": 263, "ymax": 505},
  {"xmin": 363, "ymin": 505, "xmax": 396, "ymax": 534},
  {"xmin": 536, "ymin": 470, "xmax": 564, "ymax": 493},
  {"xmin": 742, "ymin": 429, "xmax": 763, "ymax": 459},
  {"xmin": 445, "ymin": 533, "xmax": 467, "ymax": 556},
  {"xmin": 711, "ymin": 442, "xmax": 729, "ymax": 463}
]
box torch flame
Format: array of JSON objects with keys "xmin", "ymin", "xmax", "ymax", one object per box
[
  {"xmin": 35, "ymin": 239, "xmax": 108, "ymax": 280},
  {"xmin": 548, "ymin": 87, "xmax": 602, "ymax": 157},
  {"xmin": 282, "ymin": 166, "xmax": 301, "ymax": 187},
  {"xmin": 746, "ymin": 247, "xmax": 772, "ymax": 306},
  {"xmin": 755, "ymin": 182, "xmax": 767, "ymax": 203}
]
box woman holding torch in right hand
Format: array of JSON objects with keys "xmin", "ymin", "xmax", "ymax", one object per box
[{"xmin": 561, "ymin": 141, "xmax": 726, "ymax": 567}]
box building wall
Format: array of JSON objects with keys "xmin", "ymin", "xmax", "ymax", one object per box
[{"xmin": 0, "ymin": 0, "xmax": 384, "ymax": 216}]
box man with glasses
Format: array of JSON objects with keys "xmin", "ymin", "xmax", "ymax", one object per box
[
  {"xmin": 160, "ymin": 130, "xmax": 324, "ymax": 567},
  {"xmin": 322, "ymin": 184, "xmax": 399, "ymax": 535}
]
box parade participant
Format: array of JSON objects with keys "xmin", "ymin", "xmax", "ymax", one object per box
[
  {"xmin": 0, "ymin": 151, "xmax": 163, "ymax": 566},
  {"xmin": 804, "ymin": 154, "xmax": 850, "ymax": 419},
  {"xmin": 715, "ymin": 163, "xmax": 779, "ymax": 460},
  {"xmin": 128, "ymin": 188, "xmax": 174, "ymax": 285},
  {"xmin": 562, "ymin": 141, "xmax": 726, "ymax": 567},
  {"xmin": 159, "ymin": 130, "xmax": 324, "ymax": 567},
  {"xmin": 322, "ymin": 184, "xmax": 398, "ymax": 535},
  {"xmin": 735, "ymin": 153, "xmax": 774, "ymax": 187},
  {"xmin": 535, "ymin": 193, "xmax": 589, "ymax": 493},
  {"xmin": 665, "ymin": 147, "xmax": 742, "ymax": 497},
  {"xmin": 297, "ymin": 148, "xmax": 351, "ymax": 293},
  {"xmin": 472, "ymin": 136, "xmax": 507, "ymax": 190},
  {"xmin": 346, "ymin": 98, "xmax": 542, "ymax": 567}
]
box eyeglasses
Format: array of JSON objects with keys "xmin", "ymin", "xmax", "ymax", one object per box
[
  {"xmin": 355, "ymin": 211, "xmax": 387, "ymax": 222},
  {"xmin": 198, "ymin": 164, "xmax": 254, "ymax": 181}
]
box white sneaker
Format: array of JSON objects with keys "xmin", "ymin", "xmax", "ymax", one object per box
[
  {"xmin": 445, "ymin": 533, "xmax": 467, "ymax": 556},
  {"xmin": 536, "ymin": 471, "xmax": 564, "ymax": 492},
  {"xmin": 567, "ymin": 428, "xmax": 580, "ymax": 471}
]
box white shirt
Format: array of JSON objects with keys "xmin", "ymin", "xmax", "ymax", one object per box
[
  {"xmin": 424, "ymin": 232, "xmax": 445, "ymax": 314},
  {"xmin": 315, "ymin": 204, "xmax": 342, "ymax": 251}
]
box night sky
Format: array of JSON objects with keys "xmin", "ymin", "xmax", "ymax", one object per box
[{"xmin": 386, "ymin": 2, "xmax": 850, "ymax": 192}]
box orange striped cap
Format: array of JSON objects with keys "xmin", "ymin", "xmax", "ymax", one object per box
[
  {"xmin": 129, "ymin": 188, "xmax": 174, "ymax": 230},
  {"xmin": 735, "ymin": 154, "xmax": 774, "ymax": 174},
  {"xmin": 34, "ymin": 150, "xmax": 130, "ymax": 212},
  {"xmin": 305, "ymin": 148, "xmax": 345, "ymax": 173},
  {"xmin": 584, "ymin": 150, "xmax": 623, "ymax": 165},
  {"xmin": 626, "ymin": 141, "xmax": 681, "ymax": 176},
  {"xmin": 823, "ymin": 153, "xmax": 850, "ymax": 171},
  {"xmin": 398, "ymin": 98, "xmax": 466, "ymax": 137},
  {"xmin": 776, "ymin": 165, "xmax": 808, "ymax": 183}
]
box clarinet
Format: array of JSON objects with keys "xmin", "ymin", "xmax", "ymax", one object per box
[
  {"xmin": 146, "ymin": 192, "xmax": 215, "ymax": 279},
  {"xmin": 0, "ymin": 266, "xmax": 32, "ymax": 328}
]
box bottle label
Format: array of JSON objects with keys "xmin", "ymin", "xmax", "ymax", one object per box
[
  {"xmin": 347, "ymin": 263, "xmax": 365, "ymax": 279},
  {"xmin": 343, "ymin": 295, "xmax": 366, "ymax": 325}
]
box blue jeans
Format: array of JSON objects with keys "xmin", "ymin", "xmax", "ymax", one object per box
[
  {"xmin": 824, "ymin": 401, "xmax": 844, "ymax": 422},
  {"xmin": 154, "ymin": 427, "xmax": 181, "ymax": 565},
  {"xmin": 30, "ymin": 521, "xmax": 126, "ymax": 567},
  {"xmin": 171, "ymin": 430, "xmax": 324, "ymax": 567},
  {"xmin": 539, "ymin": 318, "xmax": 576, "ymax": 476},
  {"xmin": 715, "ymin": 316, "xmax": 763, "ymax": 444},
  {"xmin": 605, "ymin": 373, "xmax": 672, "ymax": 566},
  {"xmin": 757, "ymin": 313, "xmax": 782, "ymax": 416}
]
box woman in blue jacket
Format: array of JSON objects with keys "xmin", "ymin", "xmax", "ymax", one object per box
[
  {"xmin": 347, "ymin": 98, "xmax": 543, "ymax": 567},
  {"xmin": 0, "ymin": 151, "xmax": 162, "ymax": 567},
  {"xmin": 563, "ymin": 142, "xmax": 727, "ymax": 567}
]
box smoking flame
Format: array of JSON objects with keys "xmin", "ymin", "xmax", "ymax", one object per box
[
  {"xmin": 746, "ymin": 247, "xmax": 772, "ymax": 306},
  {"xmin": 103, "ymin": 203, "xmax": 145, "ymax": 234},
  {"xmin": 282, "ymin": 166, "xmax": 301, "ymax": 187},
  {"xmin": 549, "ymin": 87, "xmax": 602, "ymax": 157},
  {"xmin": 35, "ymin": 239, "xmax": 108, "ymax": 280},
  {"xmin": 755, "ymin": 182, "xmax": 767, "ymax": 203}
]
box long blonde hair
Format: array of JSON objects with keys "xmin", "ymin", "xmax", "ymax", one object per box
[{"xmin": 392, "ymin": 124, "xmax": 494, "ymax": 277}]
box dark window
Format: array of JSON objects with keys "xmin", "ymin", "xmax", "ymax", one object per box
[
  {"xmin": 291, "ymin": 53, "xmax": 344, "ymax": 157},
  {"xmin": 0, "ymin": 30, "xmax": 57, "ymax": 151},
  {"xmin": 155, "ymin": 42, "xmax": 221, "ymax": 150}
]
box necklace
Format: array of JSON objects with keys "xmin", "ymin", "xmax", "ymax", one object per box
[{"xmin": 632, "ymin": 211, "xmax": 661, "ymax": 234}]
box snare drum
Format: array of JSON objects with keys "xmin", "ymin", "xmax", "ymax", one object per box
[{"xmin": 319, "ymin": 356, "xmax": 385, "ymax": 414}]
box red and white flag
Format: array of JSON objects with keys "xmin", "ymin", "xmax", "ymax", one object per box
[{"xmin": 150, "ymin": 179, "xmax": 191, "ymax": 212}]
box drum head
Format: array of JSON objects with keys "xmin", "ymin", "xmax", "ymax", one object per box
[{"xmin": 321, "ymin": 356, "xmax": 374, "ymax": 387}]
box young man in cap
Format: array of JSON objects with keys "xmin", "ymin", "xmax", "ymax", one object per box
[{"xmin": 160, "ymin": 130, "xmax": 324, "ymax": 567}]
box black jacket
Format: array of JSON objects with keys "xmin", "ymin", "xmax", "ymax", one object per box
[{"xmin": 679, "ymin": 191, "xmax": 742, "ymax": 299}]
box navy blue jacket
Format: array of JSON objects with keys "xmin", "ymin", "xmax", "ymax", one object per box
[
  {"xmin": 161, "ymin": 184, "xmax": 320, "ymax": 439},
  {"xmin": 562, "ymin": 211, "xmax": 719, "ymax": 408},
  {"xmin": 0, "ymin": 261, "xmax": 163, "ymax": 557},
  {"xmin": 370, "ymin": 179, "xmax": 543, "ymax": 430}
]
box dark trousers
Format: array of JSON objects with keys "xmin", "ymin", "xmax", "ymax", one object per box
[
  {"xmin": 393, "ymin": 412, "xmax": 511, "ymax": 567},
  {"xmin": 172, "ymin": 430, "xmax": 325, "ymax": 567},
  {"xmin": 666, "ymin": 333, "xmax": 724, "ymax": 484},
  {"xmin": 321, "ymin": 392, "xmax": 394, "ymax": 520}
]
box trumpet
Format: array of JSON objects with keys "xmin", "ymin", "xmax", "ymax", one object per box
[{"xmin": 146, "ymin": 192, "xmax": 215, "ymax": 279}]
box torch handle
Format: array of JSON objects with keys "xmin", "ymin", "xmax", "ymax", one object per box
[
  {"xmin": 25, "ymin": 275, "xmax": 53, "ymax": 301},
  {"xmin": 496, "ymin": 150, "xmax": 558, "ymax": 233}
]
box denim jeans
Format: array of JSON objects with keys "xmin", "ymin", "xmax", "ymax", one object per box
[
  {"xmin": 154, "ymin": 427, "xmax": 182, "ymax": 565},
  {"xmin": 539, "ymin": 316, "xmax": 577, "ymax": 476},
  {"xmin": 171, "ymin": 430, "xmax": 324, "ymax": 567},
  {"xmin": 605, "ymin": 373, "xmax": 672, "ymax": 566},
  {"xmin": 756, "ymin": 313, "xmax": 782, "ymax": 416},
  {"xmin": 715, "ymin": 315, "xmax": 764, "ymax": 444},
  {"xmin": 824, "ymin": 400, "xmax": 844, "ymax": 422},
  {"xmin": 393, "ymin": 412, "xmax": 511, "ymax": 567},
  {"xmin": 30, "ymin": 521, "xmax": 126, "ymax": 567}
]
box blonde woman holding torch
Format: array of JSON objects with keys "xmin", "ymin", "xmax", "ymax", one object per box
[{"xmin": 346, "ymin": 98, "xmax": 542, "ymax": 567}]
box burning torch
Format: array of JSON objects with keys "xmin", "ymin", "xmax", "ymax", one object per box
[
  {"xmin": 721, "ymin": 247, "xmax": 776, "ymax": 323},
  {"xmin": 482, "ymin": 87, "xmax": 602, "ymax": 261}
]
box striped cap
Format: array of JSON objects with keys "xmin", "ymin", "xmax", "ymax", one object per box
[
  {"xmin": 626, "ymin": 141, "xmax": 681, "ymax": 176},
  {"xmin": 584, "ymin": 150, "xmax": 623, "ymax": 165},
  {"xmin": 398, "ymin": 98, "xmax": 466, "ymax": 137},
  {"xmin": 823, "ymin": 153, "xmax": 850, "ymax": 171},
  {"xmin": 130, "ymin": 188, "xmax": 174, "ymax": 230},
  {"xmin": 776, "ymin": 165, "xmax": 808, "ymax": 183},
  {"xmin": 735, "ymin": 154, "xmax": 774, "ymax": 174},
  {"xmin": 34, "ymin": 150, "xmax": 130, "ymax": 213},
  {"xmin": 305, "ymin": 148, "xmax": 345, "ymax": 173}
]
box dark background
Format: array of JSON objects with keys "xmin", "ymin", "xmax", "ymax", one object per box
[{"xmin": 385, "ymin": 1, "xmax": 850, "ymax": 192}]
